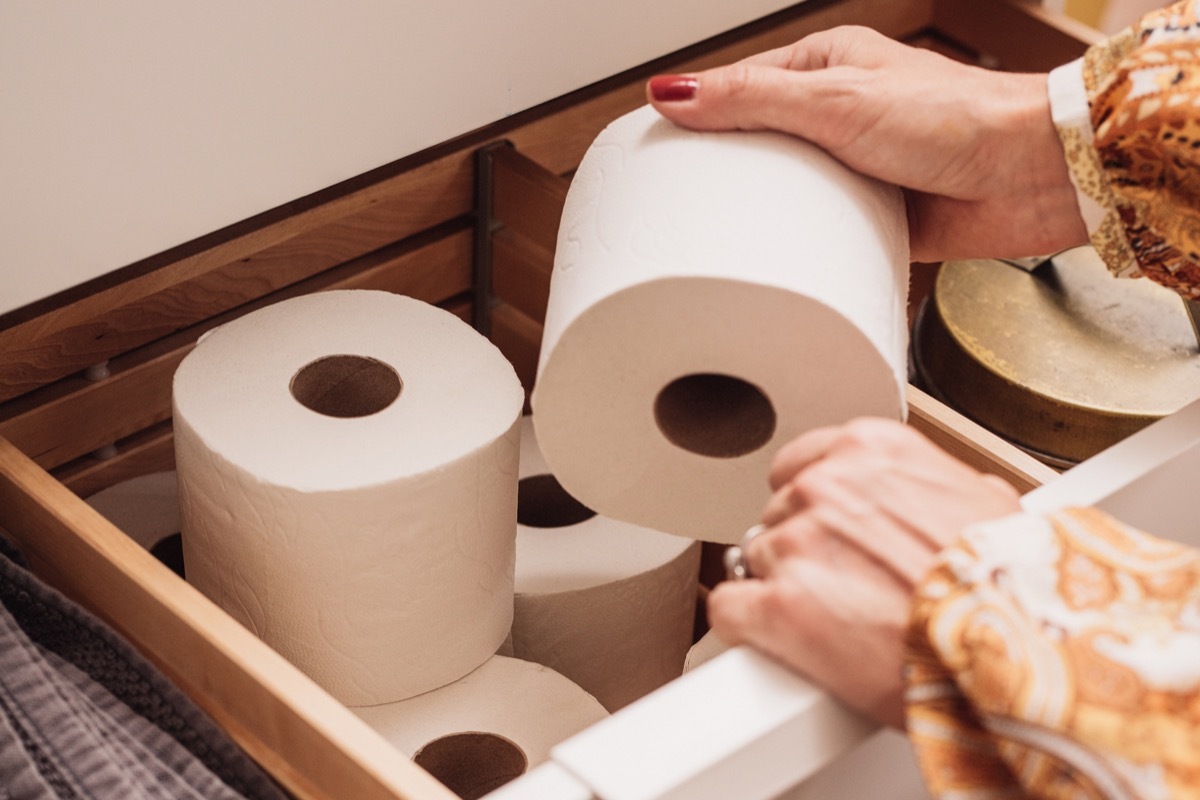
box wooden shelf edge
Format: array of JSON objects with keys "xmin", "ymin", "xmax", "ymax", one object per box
[{"xmin": 908, "ymin": 383, "xmax": 1060, "ymax": 493}]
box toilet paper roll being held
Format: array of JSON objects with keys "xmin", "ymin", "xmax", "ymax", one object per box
[
  {"xmin": 173, "ymin": 290, "xmax": 524, "ymax": 705},
  {"xmin": 532, "ymin": 104, "xmax": 909, "ymax": 544},
  {"xmin": 512, "ymin": 416, "xmax": 700, "ymax": 711},
  {"xmin": 355, "ymin": 655, "xmax": 607, "ymax": 800},
  {"xmin": 85, "ymin": 471, "xmax": 186, "ymax": 578}
]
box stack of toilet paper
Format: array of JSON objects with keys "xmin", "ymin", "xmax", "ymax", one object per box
[
  {"xmin": 161, "ymin": 287, "xmax": 706, "ymax": 789},
  {"xmin": 97, "ymin": 99, "xmax": 909, "ymax": 795}
]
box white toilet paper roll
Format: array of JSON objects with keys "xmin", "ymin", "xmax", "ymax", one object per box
[
  {"xmin": 173, "ymin": 290, "xmax": 524, "ymax": 705},
  {"xmin": 85, "ymin": 471, "xmax": 185, "ymax": 577},
  {"xmin": 354, "ymin": 655, "xmax": 607, "ymax": 799},
  {"xmin": 683, "ymin": 628, "xmax": 730, "ymax": 674},
  {"xmin": 532, "ymin": 104, "xmax": 909, "ymax": 543},
  {"xmin": 512, "ymin": 416, "xmax": 700, "ymax": 711}
]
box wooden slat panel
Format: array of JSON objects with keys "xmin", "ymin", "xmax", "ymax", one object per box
[
  {"xmin": 932, "ymin": 0, "xmax": 1100, "ymax": 71},
  {"xmin": 1, "ymin": 230, "xmax": 472, "ymax": 471},
  {"xmin": 0, "ymin": 435, "xmax": 459, "ymax": 800},
  {"xmin": 490, "ymin": 302, "xmax": 544, "ymax": 399},
  {"xmin": 492, "ymin": 147, "xmax": 570, "ymax": 254},
  {"xmin": 489, "ymin": 147, "xmax": 567, "ymax": 324},
  {"xmin": 57, "ymin": 422, "xmax": 176, "ymax": 499},
  {"xmin": 492, "ymin": 230, "xmax": 553, "ymax": 324},
  {"xmin": 444, "ymin": 297, "xmax": 473, "ymax": 323},
  {"xmin": 908, "ymin": 384, "xmax": 1059, "ymax": 493}
]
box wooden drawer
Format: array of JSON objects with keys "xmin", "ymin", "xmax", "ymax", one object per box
[{"xmin": 0, "ymin": 1, "xmax": 1090, "ymax": 797}]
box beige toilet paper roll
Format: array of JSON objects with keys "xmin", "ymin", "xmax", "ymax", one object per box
[
  {"xmin": 85, "ymin": 471, "xmax": 185, "ymax": 578},
  {"xmin": 174, "ymin": 290, "xmax": 524, "ymax": 706},
  {"xmin": 512, "ymin": 416, "xmax": 700, "ymax": 711},
  {"xmin": 354, "ymin": 655, "xmax": 607, "ymax": 800},
  {"xmin": 532, "ymin": 104, "xmax": 909, "ymax": 544},
  {"xmin": 683, "ymin": 629, "xmax": 730, "ymax": 674}
]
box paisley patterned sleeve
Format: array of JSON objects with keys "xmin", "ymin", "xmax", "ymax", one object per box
[
  {"xmin": 904, "ymin": 507, "xmax": 1200, "ymax": 798},
  {"xmin": 1051, "ymin": 1, "xmax": 1200, "ymax": 298}
]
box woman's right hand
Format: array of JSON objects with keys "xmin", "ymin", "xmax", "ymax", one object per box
[
  {"xmin": 647, "ymin": 26, "xmax": 1089, "ymax": 263},
  {"xmin": 707, "ymin": 418, "xmax": 1022, "ymax": 728}
]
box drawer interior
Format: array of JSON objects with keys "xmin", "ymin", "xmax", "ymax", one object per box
[{"xmin": 0, "ymin": 2, "xmax": 1088, "ymax": 797}]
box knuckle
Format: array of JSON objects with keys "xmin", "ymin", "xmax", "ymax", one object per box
[
  {"xmin": 718, "ymin": 63, "xmax": 756, "ymax": 100},
  {"xmin": 788, "ymin": 470, "xmax": 828, "ymax": 509},
  {"xmin": 786, "ymin": 470, "xmax": 811, "ymax": 498},
  {"xmin": 764, "ymin": 525, "xmax": 796, "ymax": 561},
  {"xmin": 841, "ymin": 24, "xmax": 884, "ymax": 42},
  {"xmin": 838, "ymin": 419, "xmax": 876, "ymax": 448},
  {"xmin": 842, "ymin": 417, "xmax": 924, "ymax": 453},
  {"xmin": 757, "ymin": 586, "xmax": 793, "ymax": 620},
  {"xmin": 706, "ymin": 605, "xmax": 744, "ymax": 644},
  {"xmin": 796, "ymin": 459, "xmax": 838, "ymax": 491},
  {"xmin": 982, "ymin": 472, "xmax": 1021, "ymax": 500}
]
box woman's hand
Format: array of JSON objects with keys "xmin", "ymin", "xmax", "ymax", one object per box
[
  {"xmin": 646, "ymin": 26, "xmax": 1088, "ymax": 263},
  {"xmin": 707, "ymin": 418, "xmax": 1021, "ymax": 728}
]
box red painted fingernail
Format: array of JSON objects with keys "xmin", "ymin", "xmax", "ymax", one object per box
[{"xmin": 649, "ymin": 74, "xmax": 698, "ymax": 102}]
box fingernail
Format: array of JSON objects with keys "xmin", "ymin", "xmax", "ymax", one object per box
[{"xmin": 649, "ymin": 74, "xmax": 698, "ymax": 102}]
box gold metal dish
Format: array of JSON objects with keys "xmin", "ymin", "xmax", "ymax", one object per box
[{"xmin": 911, "ymin": 247, "xmax": 1200, "ymax": 467}]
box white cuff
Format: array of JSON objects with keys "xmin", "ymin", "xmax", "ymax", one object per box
[{"xmin": 1047, "ymin": 58, "xmax": 1107, "ymax": 234}]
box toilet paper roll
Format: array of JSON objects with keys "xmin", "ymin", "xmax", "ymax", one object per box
[
  {"xmin": 354, "ymin": 655, "xmax": 607, "ymax": 799},
  {"xmin": 173, "ymin": 290, "xmax": 524, "ymax": 705},
  {"xmin": 512, "ymin": 416, "xmax": 700, "ymax": 711},
  {"xmin": 532, "ymin": 104, "xmax": 909, "ymax": 544},
  {"xmin": 85, "ymin": 471, "xmax": 186, "ymax": 578},
  {"xmin": 683, "ymin": 629, "xmax": 730, "ymax": 674}
]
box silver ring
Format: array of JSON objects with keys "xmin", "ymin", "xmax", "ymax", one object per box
[
  {"xmin": 723, "ymin": 545, "xmax": 749, "ymax": 581},
  {"xmin": 723, "ymin": 524, "xmax": 767, "ymax": 581}
]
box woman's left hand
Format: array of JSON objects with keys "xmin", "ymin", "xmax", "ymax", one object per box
[{"xmin": 707, "ymin": 418, "xmax": 1021, "ymax": 728}]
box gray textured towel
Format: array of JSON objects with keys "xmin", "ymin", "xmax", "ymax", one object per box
[{"xmin": 0, "ymin": 537, "xmax": 287, "ymax": 800}]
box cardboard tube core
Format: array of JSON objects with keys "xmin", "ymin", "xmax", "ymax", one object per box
[
  {"xmin": 654, "ymin": 373, "xmax": 776, "ymax": 458},
  {"xmin": 290, "ymin": 354, "xmax": 402, "ymax": 418},
  {"xmin": 517, "ymin": 474, "xmax": 597, "ymax": 528},
  {"xmin": 413, "ymin": 732, "xmax": 527, "ymax": 800}
]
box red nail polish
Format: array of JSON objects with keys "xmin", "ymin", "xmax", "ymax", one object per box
[{"xmin": 649, "ymin": 75, "xmax": 698, "ymax": 102}]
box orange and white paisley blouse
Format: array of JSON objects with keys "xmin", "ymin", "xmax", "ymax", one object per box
[
  {"xmin": 1050, "ymin": 0, "xmax": 1200, "ymax": 296},
  {"xmin": 906, "ymin": 508, "xmax": 1200, "ymax": 798},
  {"xmin": 905, "ymin": 7, "xmax": 1200, "ymax": 795}
]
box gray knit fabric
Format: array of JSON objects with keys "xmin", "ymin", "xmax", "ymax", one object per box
[{"xmin": 0, "ymin": 537, "xmax": 286, "ymax": 800}]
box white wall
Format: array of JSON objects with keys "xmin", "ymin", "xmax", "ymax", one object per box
[{"xmin": 1, "ymin": 0, "xmax": 798, "ymax": 315}]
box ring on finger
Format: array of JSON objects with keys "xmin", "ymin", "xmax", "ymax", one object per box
[{"xmin": 723, "ymin": 524, "xmax": 768, "ymax": 581}]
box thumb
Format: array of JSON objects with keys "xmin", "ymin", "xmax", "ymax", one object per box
[{"xmin": 646, "ymin": 63, "xmax": 862, "ymax": 151}]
